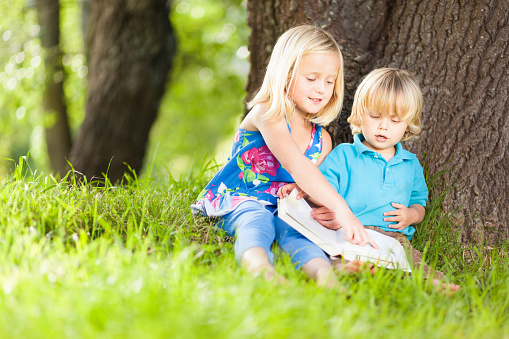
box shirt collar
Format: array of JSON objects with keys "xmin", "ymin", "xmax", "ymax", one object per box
[
  {"xmin": 353, "ymin": 134, "xmax": 372, "ymax": 155},
  {"xmin": 353, "ymin": 134, "xmax": 413, "ymax": 160}
]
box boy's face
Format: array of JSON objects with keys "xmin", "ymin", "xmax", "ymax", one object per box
[{"xmin": 361, "ymin": 111, "xmax": 408, "ymax": 157}]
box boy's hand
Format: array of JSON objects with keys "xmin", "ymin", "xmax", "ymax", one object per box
[
  {"xmin": 384, "ymin": 203, "xmax": 424, "ymax": 230},
  {"xmin": 310, "ymin": 206, "xmax": 338, "ymax": 229},
  {"xmin": 277, "ymin": 184, "xmax": 307, "ymax": 199}
]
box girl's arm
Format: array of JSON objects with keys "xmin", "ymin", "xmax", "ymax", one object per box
[
  {"xmin": 316, "ymin": 128, "xmax": 332, "ymax": 166},
  {"xmin": 278, "ymin": 129, "xmax": 332, "ymax": 200},
  {"xmin": 244, "ymin": 105, "xmax": 377, "ymax": 248}
]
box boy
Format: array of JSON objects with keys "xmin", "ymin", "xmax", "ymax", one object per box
[{"xmin": 276, "ymin": 68, "xmax": 458, "ymax": 292}]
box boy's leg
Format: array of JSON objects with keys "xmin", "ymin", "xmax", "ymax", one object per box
[
  {"xmin": 218, "ymin": 201, "xmax": 279, "ymax": 280},
  {"xmin": 365, "ymin": 226, "xmax": 460, "ymax": 294},
  {"xmin": 364, "ymin": 226, "xmax": 445, "ymax": 280}
]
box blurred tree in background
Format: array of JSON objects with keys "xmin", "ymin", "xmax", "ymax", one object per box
[
  {"xmin": 67, "ymin": 0, "xmax": 175, "ymax": 181},
  {"xmin": 0, "ymin": 0, "xmax": 248, "ymax": 180},
  {"xmin": 34, "ymin": 0, "xmax": 72, "ymax": 175},
  {"xmin": 147, "ymin": 0, "xmax": 249, "ymax": 178}
]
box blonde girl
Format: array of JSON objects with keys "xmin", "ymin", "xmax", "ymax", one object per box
[{"xmin": 192, "ymin": 25, "xmax": 375, "ymax": 282}]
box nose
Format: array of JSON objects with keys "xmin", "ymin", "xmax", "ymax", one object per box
[
  {"xmin": 315, "ymin": 81, "xmax": 325, "ymax": 94},
  {"xmin": 378, "ymin": 118, "xmax": 389, "ymax": 130}
]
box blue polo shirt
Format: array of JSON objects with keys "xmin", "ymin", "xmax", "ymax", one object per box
[{"xmin": 319, "ymin": 134, "xmax": 428, "ymax": 239}]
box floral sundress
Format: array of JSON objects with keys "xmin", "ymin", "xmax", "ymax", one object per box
[{"xmin": 191, "ymin": 123, "xmax": 324, "ymax": 216}]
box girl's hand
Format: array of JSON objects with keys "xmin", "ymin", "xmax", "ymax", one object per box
[
  {"xmin": 341, "ymin": 214, "xmax": 378, "ymax": 249},
  {"xmin": 277, "ymin": 184, "xmax": 307, "ymax": 199},
  {"xmin": 384, "ymin": 203, "xmax": 424, "ymax": 230},
  {"xmin": 313, "ymin": 207, "xmax": 378, "ymax": 249}
]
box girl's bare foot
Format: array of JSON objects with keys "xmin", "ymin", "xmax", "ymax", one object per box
[
  {"xmin": 241, "ymin": 247, "xmax": 286, "ymax": 284},
  {"xmin": 314, "ymin": 266, "xmax": 341, "ymax": 288},
  {"xmin": 302, "ymin": 258, "xmax": 343, "ymax": 289},
  {"xmin": 258, "ymin": 267, "xmax": 287, "ymax": 285}
]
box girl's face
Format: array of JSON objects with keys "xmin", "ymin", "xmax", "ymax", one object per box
[
  {"xmin": 287, "ymin": 52, "xmax": 339, "ymax": 118},
  {"xmin": 361, "ymin": 111, "xmax": 408, "ymax": 158}
]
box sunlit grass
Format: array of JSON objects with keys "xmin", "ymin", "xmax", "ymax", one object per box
[{"xmin": 0, "ymin": 157, "xmax": 508, "ymax": 338}]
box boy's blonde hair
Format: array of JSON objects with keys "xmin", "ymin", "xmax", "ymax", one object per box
[
  {"xmin": 247, "ymin": 25, "xmax": 344, "ymax": 126},
  {"xmin": 348, "ymin": 68, "xmax": 423, "ymax": 140}
]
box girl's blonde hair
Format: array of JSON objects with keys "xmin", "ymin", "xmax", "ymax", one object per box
[
  {"xmin": 348, "ymin": 68, "xmax": 423, "ymax": 140},
  {"xmin": 247, "ymin": 25, "xmax": 344, "ymax": 126}
]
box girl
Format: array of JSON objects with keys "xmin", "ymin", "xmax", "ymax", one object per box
[{"xmin": 192, "ymin": 25, "xmax": 376, "ymax": 283}]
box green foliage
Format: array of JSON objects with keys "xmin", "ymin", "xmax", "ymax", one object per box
[
  {"xmin": 0, "ymin": 0, "xmax": 86, "ymax": 175},
  {"xmin": 0, "ymin": 0, "xmax": 45, "ymax": 172},
  {"xmin": 147, "ymin": 0, "xmax": 249, "ymax": 178},
  {"xmin": 0, "ymin": 0, "xmax": 249, "ymax": 179},
  {"xmin": 0, "ymin": 157, "xmax": 508, "ymax": 337}
]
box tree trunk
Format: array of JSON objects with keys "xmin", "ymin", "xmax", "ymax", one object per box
[
  {"xmin": 246, "ymin": 0, "xmax": 509, "ymax": 245},
  {"xmin": 68, "ymin": 0, "xmax": 176, "ymax": 182},
  {"xmin": 81, "ymin": 0, "xmax": 92, "ymax": 63},
  {"xmin": 34, "ymin": 0, "xmax": 72, "ymax": 176}
]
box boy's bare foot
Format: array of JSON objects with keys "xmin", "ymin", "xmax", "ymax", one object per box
[
  {"xmin": 432, "ymin": 278, "xmax": 460, "ymax": 296},
  {"xmin": 333, "ymin": 259, "xmax": 378, "ymax": 275}
]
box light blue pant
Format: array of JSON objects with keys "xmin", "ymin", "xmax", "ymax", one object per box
[
  {"xmin": 275, "ymin": 215, "xmax": 328, "ymax": 269},
  {"xmin": 216, "ymin": 201, "xmax": 276, "ymax": 265}
]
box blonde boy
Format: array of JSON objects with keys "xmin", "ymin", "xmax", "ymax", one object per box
[{"xmin": 277, "ymin": 68, "xmax": 454, "ymax": 285}]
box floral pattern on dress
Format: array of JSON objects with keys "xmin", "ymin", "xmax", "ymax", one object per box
[
  {"xmin": 263, "ymin": 181, "xmax": 286, "ymax": 195},
  {"xmin": 192, "ymin": 123, "xmax": 323, "ymax": 216},
  {"xmin": 237, "ymin": 145, "xmax": 280, "ymax": 184}
]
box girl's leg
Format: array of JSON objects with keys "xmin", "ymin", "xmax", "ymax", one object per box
[
  {"xmin": 218, "ymin": 201, "xmax": 279, "ymax": 280},
  {"xmin": 275, "ymin": 216, "xmax": 336, "ymax": 285}
]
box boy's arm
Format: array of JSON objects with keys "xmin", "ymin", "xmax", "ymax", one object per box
[
  {"xmin": 310, "ymin": 206, "xmax": 339, "ymax": 229},
  {"xmin": 385, "ymin": 157, "xmax": 428, "ymax": 230},
  {"xmin": 384, "ymin": 203, "xmax": 425, "ymax": 230}
]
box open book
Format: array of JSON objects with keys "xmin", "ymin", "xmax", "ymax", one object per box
[{"xmin": 277, "ymin": 189, "xmax": 411, "ymax": 272}]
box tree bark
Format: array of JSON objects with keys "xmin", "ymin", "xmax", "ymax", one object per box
[
  {"xmin": 34, "ymin": 0, "xmax": 72, "ymax": 176},
  {"xmin": 246, "ymin": 0, "xmax": 509, "ymax": 245},
  {"xmin": 68, "ymin": 0, "xmax": 176, "ymax": 182}
]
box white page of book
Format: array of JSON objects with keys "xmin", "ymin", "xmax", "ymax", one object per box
[{"xmin": 280, "ymin": 189, "xmax": 412, "ymax": 271}]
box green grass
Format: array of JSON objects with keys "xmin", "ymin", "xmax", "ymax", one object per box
[{"xmin": 0, "ymin": 158, "xmax": 508, "ymax": 338}]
